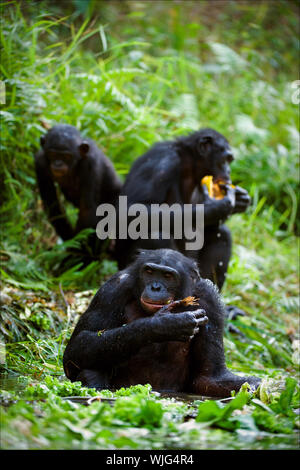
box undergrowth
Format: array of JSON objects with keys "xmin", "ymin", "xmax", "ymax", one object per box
[{"xmin": 0, "ymin": 0, "xmax": 299, "ymax": 450}]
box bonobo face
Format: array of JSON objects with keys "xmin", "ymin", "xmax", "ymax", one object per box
[
  {"xmin": 210, "ymin": 137, "xmax": 234, "ymax": 184},
  {"xmin": 139, "ymin": 262, "xmax": 181, "ymax": 314},
  {"xmin": 41, "ymin": 125, "xmax": 90, "ymax": 181},
  {"xmin": 46, "ymin": 149, "xmax": 74, "ymax": 179},
  {"xmin": 196, "ymin": 130, "xmax": 234, "ymax": 184}
]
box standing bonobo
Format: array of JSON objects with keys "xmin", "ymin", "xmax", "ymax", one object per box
[
  {"xmin": 115, "ymin": 128, "xmax": 250, "ymax": 297},
  {"xmin": 34, "ymin": 124, "xmax": 122, "ymax": 241},
  {"xmin": 63, "ymin": 249, "xmax": 260, "ymax": 397}
]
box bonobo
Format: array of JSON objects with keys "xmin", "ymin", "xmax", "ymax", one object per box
[
  {"xmin": 63, "ymin": 249, "xmax": 260, "ymax": 397},
  {"xmin": 115, "ymin": 128, "xmax": 250, "ymax": 296},
  {"xmin": 34, "ymin": 124, "xmax": 121, "ymax": 241}
]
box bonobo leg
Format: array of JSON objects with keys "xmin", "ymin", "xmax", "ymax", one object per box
[
  {"xmin": 192, "ymin": 370, "xmax": 261, "ymax": 397},
  {"xmin": 197, "ymin": 224, "xmax": 244, "ymax": 321},
  {"xmin": 190, "ymin": 317, "xmax": 261, "ymax": 397},
  {"xmin": 76, "ymin": 369, "xmax": 112, "ymax": 390},
  {"xmin": 197, "ymin": 224, "xmax": 232, "ymax": 291}
]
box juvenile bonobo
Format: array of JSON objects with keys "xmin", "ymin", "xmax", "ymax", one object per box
[
  {"xmin": 115, "ymin": 128, "xmax": 250, "ymax": 318},
  {"xmin": 34, "ymin": 124, "xmax": 121, "ymax": 242},
  {"xmin": 63, "ymin": 249, "xmax": 260, "ymax": 397}
]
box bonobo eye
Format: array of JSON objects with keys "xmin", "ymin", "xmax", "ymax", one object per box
[
  {"xmin": 47, "ymin": 151, "xmax": 56, "ymax": 159},
  {"xmin": 163, "ymin": 272, "xmax": 174, "ymax": 280},
  {"xmin": 145, "ymin": 268, "xmax": 153, "ymax": 275}
]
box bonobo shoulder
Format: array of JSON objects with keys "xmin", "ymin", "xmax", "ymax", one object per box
[
  {"xmin": 34, "ymin": 148, "xmax": 46, "ymax": 163},
  {"xmin": 87, "ymin": 139, "xmax": 103, "ymax": 157},
  {"xmin": 128, "ymin": 141, "xmax": 180, "ymax": 179},
  {"xmin": 34, "ymin": 149, "xmax": 50, "ymax": 174},
  {"xmin": 152, "ymin": 141, "xmax": 181, "ymax": 172},
  {"xmin": 86, "ymin": 269, "xmax": 135, "ymax": 313},
  {"xmin": 196, "ymin": 277, "xmax": 219, "ymax": 294},
  {"xmin": 194, "ymin": 277, "xmax": 225, "ymax": 317}
]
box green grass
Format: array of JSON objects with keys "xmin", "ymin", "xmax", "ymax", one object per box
[
  {"xmin": 1, "ymin": 377, "xmax": 299, "ymax": 450},
  {"xmin": 0, "ymin": 1, "xmax": 299, "ymax": 450}
]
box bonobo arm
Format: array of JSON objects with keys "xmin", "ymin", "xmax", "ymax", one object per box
[
  {"xmin": 63, "ymin": 270, "xmax": 136, "ymax": 379},
  {"xmin": 63, "ymin": 316, "xmax": 162, "ymax": 377},
  {"xmin": 63, "ymin": 308, "xmax": 208, "ymax": 380},
  {"xmin": 34, "ymin": 151, "xmax": 74, "ymax": 240},
  {"xmin": 200, "ymin": 185, "xmax": 251, "ymax": 222},
  {"xmin": 232, "ymin": 186, "xmax": 251, "ymax": 214},
  {"xmin": 101, "ymin": 155, "xmax": 122, "ymax": 203},
  {"xmin": 76, "ymin": 186, "xmax": 98, "ymax": 234},
  {"xmin": 201, "ymin": 185, "xmax": 235, "ymax": 226},
  {"xmin": 74, "ymin": 157, "xmax": 99, "ymax": 234},
  {"xmin": 63, "ymin": 269, "xmax": 208, "ymax": 380},
  {"xmin": 75, "ymin": 153, "xmax": 121, "ymax": 234}
]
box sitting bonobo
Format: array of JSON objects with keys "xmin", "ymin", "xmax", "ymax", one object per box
[{"xmin": 63, "ymin": 249, "xmax": 260, "ymax": 397}]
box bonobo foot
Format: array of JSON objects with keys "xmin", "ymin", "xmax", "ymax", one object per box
[
  {"xmin": 225, "ymin": 305, "xmax": 245, "ymax": 320},
  {"xmin": 225, "ymin": 305, "xmax": 246, "ymax": 336},
  {"xmin": 76, "ymin": 369, "xmax": 111, "ymax": 390},
  {"xmin": 193, "ymin": 371, "xmax": 261, "ymax": 398}
]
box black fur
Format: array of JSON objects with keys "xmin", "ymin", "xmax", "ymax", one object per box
[
  {"xmin": 34, "ymin": 124, "xmax": 121, "ymax": 242},
  {"xmin": 63, "ymin": 249, "xmax": 260, "ymax": 397},
  {"xmin": 115, "ymin": 128, "xmax": 250, "ymax": 294}
]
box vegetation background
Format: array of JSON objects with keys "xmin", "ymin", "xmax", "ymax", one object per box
[{"xmin": 0, "ymin": 0, "xmax": 299, "ymax": 450}]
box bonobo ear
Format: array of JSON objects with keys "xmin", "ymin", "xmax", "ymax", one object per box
[
  {"xmin": 197, "ymin": 135, "xmax": 213, "ymax": 155},
  {"xmin": 40, "ymin": 135, "xmax": 46, "ymax": 148},
  {"xmin": 79, "ymin": 141, "xmax": 90, "ymax": 157}
]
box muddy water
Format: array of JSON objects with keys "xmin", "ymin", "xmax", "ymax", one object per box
[
  {"xmin": 156, "ymin": 390, "xmax": 233, "ymax": 403},
  {"xmin": 0, "ymin": 374, "xmax": 29, "ymax": 392}
]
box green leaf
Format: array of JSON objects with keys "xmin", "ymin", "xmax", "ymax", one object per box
[
  {"xmin": 196, "ymin": 388, "xmax": 251, "ymax": 430},
  {"xmin": 277, "ymin": 378, "xmax": 297, "ymax": 415}
]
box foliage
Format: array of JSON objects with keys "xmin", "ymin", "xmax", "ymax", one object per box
[
  {"xmin": 195, "ymin": 384, "xmax": 252, "ymax": 431},
  {"xmin": 1, "ymin": 378, "xmax": 299, "ymax": 450},
  {"xmin": 195, "ymin": 379, "xmax": 300, "ymax": 435},
  {"xmin": 0, "ymin": 0, "xmax": 299, "ymax": 451},
  {"xmin": 23, "ymin": 375, "xmax": 99, "ymax": 398}
]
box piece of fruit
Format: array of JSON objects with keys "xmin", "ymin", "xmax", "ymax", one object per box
[
  {"xmin": 201, "ymin": 175, "xmax": 214, "ymax": 197},
  {"xmin": 159, "ymin": 296, "xmax": 200, "ymax": 313},
  {"xmin": 201, "ymin": 175, "xmax": 235, "ymax": 200}
]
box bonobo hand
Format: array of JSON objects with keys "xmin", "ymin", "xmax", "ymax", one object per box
[
  {"xmin": 220, "ymin": 184, "xmax": 236, "ymax": 209},
  {"xmin": 232, "ymin": 186, "xmax": 251, "ymax": 214},
  {"xmin": 202, "ymin": 184, "xmax": 235, "ymax": 216},
  {"xmin": 151, "ymin": 308, "xmax": 208, "ymax": 342}
]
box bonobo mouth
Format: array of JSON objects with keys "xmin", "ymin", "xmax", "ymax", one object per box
[
  {"xmin": 52, "ymin": 169, "xmax": 68, "ymax": 178},
  {"xmin": 213, "ymin": 176, "xmax": 232, "ymax": 185},
  {"xmin": 140, "ymin": 297, "xmax": 173, "ymax": 314}
]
